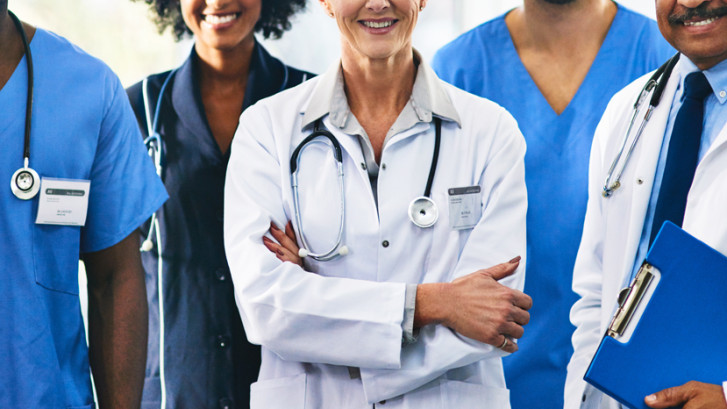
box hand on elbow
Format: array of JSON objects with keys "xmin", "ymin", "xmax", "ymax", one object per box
[
  {"xmin": 444, "ymin": 258, "xmax": 533, "ymax": 352},
  {"xmin": 421, "ymin": 257, "xmax": 532, "ymax": 353}
]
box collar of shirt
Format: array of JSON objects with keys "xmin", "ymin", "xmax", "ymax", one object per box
[{"xmin": 300, "ymin": 49, "xmax": 461, "ymax": 133}]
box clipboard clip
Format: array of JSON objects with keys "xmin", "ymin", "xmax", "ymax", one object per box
[{"xmin": 607, "ymin": 263, "xmax": 655, "ymax": 338}]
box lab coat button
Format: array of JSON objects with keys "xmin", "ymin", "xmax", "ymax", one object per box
[
  {"xmin": 219, "ymin": 398, "xmax": 232, "ymax": 409},
  {"xmin": 382, "ymin": 163, "xmax": 387, "ymax": 170},
  {"xmin": 217, "ymin": 335, "xmax": 229, "ymax": 348},
  {"xmin": 721, "ymin": 90, "xmax": 726, "ymax": 98},
  {"xmin": 382, "ymin": 240, "xmax": 389, "ymax": 248}
]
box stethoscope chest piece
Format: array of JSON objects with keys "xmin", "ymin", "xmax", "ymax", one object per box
[
  {"xmin": 11, "ymin": 164, "xmax": 40, "ymax": 200},
  {"xmin": 408, "ymin": 196, "xmax": 438, "ymax": 228}
]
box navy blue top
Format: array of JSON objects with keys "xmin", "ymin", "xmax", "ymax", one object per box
[
  {"xmin": 432, "ymin": 6, "xmax": 674, "ymax": 409},
  {"xmin": 127, "ymin": 41, "xmax": 313, "ymax": 409}
]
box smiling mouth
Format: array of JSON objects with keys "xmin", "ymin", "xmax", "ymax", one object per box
[
  {"xmin": 684, "ymin": 16, "xmax": 719, "ymax": 26},
  {"xmin": 361, "ymin": 20, "xmax": 395, "ymax": 29},
  {"xmin": 203, "ymin": 13, "xmax": 239, "ymax": 25}
]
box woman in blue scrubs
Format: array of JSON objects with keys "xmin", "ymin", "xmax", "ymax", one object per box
[{"xmin": 126, "ymin": 0, "xmax": 312, "ymax": 407}]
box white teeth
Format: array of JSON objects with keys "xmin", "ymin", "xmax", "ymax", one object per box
[
  {"xmin": 684, "ymin": 16, "xmax": 718, "ymax": 26},
  {"xmin": 362, "ymin": 20, "xmax": 393, "ymax": 29},
  {"xmin": 204, "ymin": 14, "xmax": 237, "ymax": 25}
]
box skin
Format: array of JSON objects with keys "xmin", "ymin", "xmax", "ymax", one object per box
[
  {"xmin": 266, "ymin": 0, "xmax": 532, "ymax": 353},
  {"xmin": 180, "ymin": 0, "xmax": 262, "ymax": 153},
  {"xmin": 504, "ymin": 0, "xmax": 617, "ymax": 114},
  {"xmin": 318, "ymin": 0, "xmax": 425, "ymax": 162},
  {"xmin": 646, "ymin": 1, "xmax": 727, "ymax": 404},
  {"xmin": 655, "ymin": 0, "xmax": 727, "ymax": 70},
  {"xmin": 1, "ymin": 5, "xmax": 148, "ymax": 407},
  {"xmin": 84, "ymin": 234, "xmax": 149, "ymax": 409}
]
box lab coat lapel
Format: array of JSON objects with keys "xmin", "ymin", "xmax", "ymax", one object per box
[{"xmin": 618, "ymin": 72, "xmax": 680, "ymax": 279}]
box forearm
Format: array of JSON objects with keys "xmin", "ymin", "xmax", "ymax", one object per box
[
  {"xmin": 87, "ymin": 267, "xmax": 147, "ymax": 409},
  {"xmin": 85, "ymin": 234, "xmax": 148, "ymax": 409}
]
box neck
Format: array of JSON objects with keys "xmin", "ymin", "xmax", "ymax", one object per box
[
  {"xmin": 195, "ymin": 35, "xmax": 255, "ymax": 88},
  {"xmin": 340, "ymin": 46, "xmax": 416, "ymax": 119},
  {"xmin": 509, "ymin": 0, "xmax": 617, "ymax": 52},
  {"xmin": 0, "ymin": 9, "xmax": 36, "ymax": 91}
]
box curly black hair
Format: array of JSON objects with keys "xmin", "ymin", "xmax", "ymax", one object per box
[{"xmin": 133, "ymin": 0, "xmax": 307, "ymax": 41}]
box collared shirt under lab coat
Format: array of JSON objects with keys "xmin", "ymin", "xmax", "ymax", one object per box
[
  {"xmin": 224, "ymin": 60, "xmax": 527, "ymax": 408},
  {"xmin": 565, "ymin": 56, "xmax": 727, "ymax": 409}
]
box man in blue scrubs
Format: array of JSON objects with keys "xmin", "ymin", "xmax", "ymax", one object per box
[
  {"xmin": 432, "ymin": 1, "xmax": 673, "ymax": 408},
  {"xmin": 0, "ymin": 4, "xmax": 167, "ymax": 408}
]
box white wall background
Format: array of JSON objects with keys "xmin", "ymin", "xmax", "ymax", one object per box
[{"xmin": 10, "ymin": 0, "xmax": 656, "ymax": 87}]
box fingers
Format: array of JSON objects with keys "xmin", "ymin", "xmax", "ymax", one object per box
[
  {"xmin": 482, "ymin": 256, "xmax": 521, "ymax": 281},
  {"xmin": 498, "ymin": 335, "xmax": 518, "ymax": 354},
  {"xmin": 284, "ymin": 221, "xmax": 299, "ymax": 246},
  {"xmin": 511, "ymin": 289, "xmax": 533, "ymax": 311},
  {"xmin": 264, "ymin": 222, "xmax": 303, "ymax": 266},
  {"xmin": 645, "ymin": 383, "xmax": 691, "ymax": 408},
  {"xmin": 270, "ymin": 222, "xmax": 300, "ymax": 255}
]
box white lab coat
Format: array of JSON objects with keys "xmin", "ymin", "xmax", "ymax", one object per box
[
  {"xmin": 565, "ymin": 66, "xmax": 727, "ymax": 409},
  {"xmin": 224, "ymin": 68, "xmax": 527, "ymax": 409}
]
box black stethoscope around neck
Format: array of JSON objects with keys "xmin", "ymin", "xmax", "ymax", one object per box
[
  {"xmin": 289, "ymin": 117, "xmax": 442, "ymax": 261},
  {"xmin": 8, "ymin": 11, "xmax": 40, "ymax": 200}
]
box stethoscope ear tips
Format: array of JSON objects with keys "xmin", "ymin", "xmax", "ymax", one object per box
[
  {"xmin": 298, "ymin": 248, "xmax": 309, "ymax": 258},
  {"xmin": 141, "ymin": 240, "xmax": 154, "ymax": 252},
  {"xmin": 337, "ymin": 245, "xmax": 349, "ymax": 256}
]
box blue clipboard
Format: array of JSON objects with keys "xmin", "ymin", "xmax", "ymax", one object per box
[{"xmin": 584, "ymin": 221, "xmax": 727, "ymax": 409}]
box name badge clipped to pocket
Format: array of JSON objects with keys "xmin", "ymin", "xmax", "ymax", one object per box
[
  {"xmin": 35, "ymin": 178, "xmax": 91, "ymax": 226},
  {"xmin": 448, "ymin": 186, "xmax": 481, "ymax": 230}
]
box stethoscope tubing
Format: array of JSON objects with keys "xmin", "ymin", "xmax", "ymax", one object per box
[
  {"xmin": 290, "ymin": 123, "xmax": 347, "ymax": 261},
  {"xmin": 602, "ymin": 53, "xmax": 680, "ymax": 198}
]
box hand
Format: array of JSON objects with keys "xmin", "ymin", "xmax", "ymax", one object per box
[
  {"xmin": 262, "ymin": 221, "xmax": 303, "ymax": 267},
  {"xmin": 645, "ymin": 381, "xmax": 727, "ymax": 409},
  {"xmin": 415, "ymin": 257, "xmax": 532, "ymax": 353}
]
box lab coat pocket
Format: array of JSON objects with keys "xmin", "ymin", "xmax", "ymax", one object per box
[
  {"xmin": 440, "ymin": 379, "xmax": 510, "ymax": 409},
  {"xmin": 33, "ymin": 224, "xmax": 81, "ymax": 295},
  {"xmin": 250, "ymin": 373, "xmax": 307, "ymax": 409}
]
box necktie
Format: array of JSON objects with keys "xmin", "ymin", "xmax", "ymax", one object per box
[{"xmin": 649, "ymin": 71, "xmax": 712, "ymax": 245}]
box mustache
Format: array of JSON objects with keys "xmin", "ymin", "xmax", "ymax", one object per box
[{"xmin": 668, "ymin": 5, "xmax": 727, "ymax": 24}]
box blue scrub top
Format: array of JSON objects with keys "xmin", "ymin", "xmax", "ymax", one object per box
[
  {"xmin": 0, "ymin": 29, "xmax": 167, "ymax": 408},
  {"xmin": 126, "ymin": 43, "xmax": 313, "ymax": 409},
  {"xmin": 432, "ymin": 5, "xmax": 674, "ymax": 409}
]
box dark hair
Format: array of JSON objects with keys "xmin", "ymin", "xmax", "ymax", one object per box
[{"xmin": 133, "ymin": 0, "xmax": 307, "ymax": 41}]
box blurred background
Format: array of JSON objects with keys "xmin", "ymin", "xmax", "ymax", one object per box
[{"xmin": 10, "ymin": 0, "xmax": 657, "ymax": 88}]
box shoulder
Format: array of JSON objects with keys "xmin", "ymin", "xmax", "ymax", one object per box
[
  {"xmin": 435, "ymin": 15, "xmax": 506, "ymax": 59},
  {"xmin": 240, "ymin": 76, "xmax": 319, "ymax": 125},
  {"xmin": 613, "ymin": 5, "xmax": 674, "ymax": 55},
  {"xmin": 33, "ymin": 28, "xmax": 120, "ymax": 90},
  {"xmin": 440, "ymin": 78, "xmax": 524, "ymax": 152},
  {"xmin": 126, "ymin": 70, "xmax": 175, "ymax": 113}
]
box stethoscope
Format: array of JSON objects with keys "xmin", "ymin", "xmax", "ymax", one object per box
[
  {"xmin": 602, "ymin": 53, "xmax": 680, "ymax": 198},
  {"xmin": 290, "ymin": 117, "xmax": 442, "ymax": 261},
  {"xmin": 139, "ymin": 56, "xmax": 299, "ymax": 409},
  {"xmin": 8, "ymin": 11, "xmax": 41, "ymax": 201}
]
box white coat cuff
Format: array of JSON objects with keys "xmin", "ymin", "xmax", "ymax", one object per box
[
  {"xmin": 722, "ymin": 381, "xmax": 727, "ymax": 405},
  {"xmin": 402, "ymin": 284, "xmax": 417, "ymax": 344}
]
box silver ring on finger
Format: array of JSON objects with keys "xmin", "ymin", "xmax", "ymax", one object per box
[{"xmin": 498, "ymin": 337, "xmax": 508, "ymax": 349}]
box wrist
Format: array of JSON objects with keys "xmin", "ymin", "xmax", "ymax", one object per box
[{"xmin": 414, "ymin": 282, "xmax": 451, "ymax": 328}]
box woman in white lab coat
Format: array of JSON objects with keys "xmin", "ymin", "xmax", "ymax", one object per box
[
  {"xmin": 224, "ymin": 0, "xmax": 532, "ymax": 407},
  {"xmin": 565, "ymin": 64, "xmax": 727, "ymax": 409}
]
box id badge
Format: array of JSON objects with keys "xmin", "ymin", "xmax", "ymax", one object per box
[
  {"xmin": 35, "ymin": 177, "xmax": 91, "ymax": 226},
  {"xmin": 448, "ymin": 186, "xmax": 481, "ymax": 230}
]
